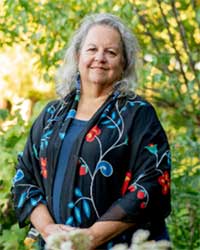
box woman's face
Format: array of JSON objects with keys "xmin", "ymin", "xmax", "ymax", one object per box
[{"xmin": 78, "ymin": 25, "xmax": 125, "ymax": 89}]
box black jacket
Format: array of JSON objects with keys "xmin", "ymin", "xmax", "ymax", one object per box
[{"xmin": 12, "ymin": 89, "xmax": 171, "ymax": 247}]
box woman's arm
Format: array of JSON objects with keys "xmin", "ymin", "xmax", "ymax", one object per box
[
  {"xmin": 30, "ymin": 204, "xmax": 134, "ymax": 247},
  {"xmin": 30, "ymin": 203, "xmax": 54, "ymax": 240},
  {"xmin": 85, "ymin": 221, "xmax": 135, "ymax": 249},
  {"xmin": 84, "ymin": 104, "xmax": 171, "ymax": 249},
  {"xmin": 12, "ymin": 101, "xmax": 64, "ymax": 228},
  {"xmin": 30, "ymin": 203, "xmax": 74, "ymax": 241}
]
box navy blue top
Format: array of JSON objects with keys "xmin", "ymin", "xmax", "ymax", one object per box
[{"xmin": 53, "ymin": 118, "xmax": 87, "ymax": 223}]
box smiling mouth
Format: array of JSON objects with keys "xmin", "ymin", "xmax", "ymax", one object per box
[{"xmin": 91, "ymin": 67, "xmax": 108, "ymax": 70}]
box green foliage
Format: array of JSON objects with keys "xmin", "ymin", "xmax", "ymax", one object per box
[
  {"xmin": 168, "ymin": 174, "xmax": 200, "ymax": 250},
  {"xmin": 0, "ymin": 0, "xmax": 199, "ymax": 249},
  {"xmin": 0, "ymin": 102, "xmax": 46, "ymax": 249},
  {"xmin": 0, "ymin": 223, "xmax": 27, "ymax": 250},
  {"xmin": 0, "ymin": 109, "xmax": 29, "ymax": 247},
  {"xmin": 167, "ymin": 139, "xmax": 200, "ymax": 250},
  {"xmin": 0, "ymin": 109, "xmax": 9, "ymax": 120}
]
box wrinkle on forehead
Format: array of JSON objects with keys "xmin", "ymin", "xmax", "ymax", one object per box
[{"xmin": 81, "ymin": 25, "xmax": 124, "ymax": 52}]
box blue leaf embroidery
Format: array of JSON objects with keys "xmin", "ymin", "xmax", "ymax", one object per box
[
  {"xmin": 75, "ymin": 188, "xmax": 82, "ymax": 197},
  {"xmin": 65, "ymin": 216, "xmax": 74, "ymax": 225},
  {"xmin": 121, "ymin": 107, "xmax": 127, "ymax": 112},
  {"xmin": 107, "ymin": 125, "xmax": 116, "ymax": 129},
  {"xmin": 124, "ymin": 136, "xmax": 128, "ymax": 145},
  {"xmin": 111, "ymin": 112, "xmax": 116, "ymax": 120},
  {"xmin": 83, "ymin": 200, "xmax": 90, "ymax": 218},
  {"xmin": 40, "ymin": 130, "xmax": 53, "ymax": 150},
  {"xmin": 117, "ymin": 119, "xmax": 121, "ymax": 126},
  {"xmin": 129, "ymin": 101, "xmax": 146, "ymax": 106},
  {"xmin": 59, "ymin": 132, "xmax": 65, "ymax": 140},
  {"xmin": 13, "ymin": 169, "xmax": 24, "ymax": 184},
  {"xmin": 66, "ymin": 109, "xmax": 76, "ymax": 119},
  {"xmin": 100, "ymin": 113, "xmax": 106, "ymax": 119},
  {"xmin": 107, "ymin": 241, "xmax": 114, "ymax": 250},
  {"xmin": 96, "ymin": 161, "xmax": 113, "ymax": 177},
  {"xmin": 30, "ymin": 197, "xmax": 39, "ymax": 206},
  {"xmin": 129, "ymin": 102, "xmax": 135, "ymax": 107},
  {"xmin": 18, "ymin": 192, "xmax": 27, "ymax": 208},
  {"xmin": 68, "ymin": 202, "xmax": 75, "ymax": 208},
  {"xmin": 47, "ymin": 105, "xmax": 55, "ymax": 114},
  {"xmin": 167, "ymin": 152, "xmax": 171, "ymax": 165},
  {"xmin": 42, "ymin": 130, "xmax": 53, "ymax": 138},
  {"xmin": 18, "ymin": 152, "xmax": 23, "ymax": 157},
  {"xmin": 101, "ymin": 120, "xmax": 111, "ymax": 125},
  {"xmin": 74, "ymin": 207, "xmax": 82, "ymax": 224},
  {"xmin": 145, "ymin": 144, "xmax": 158, "ymax": 155}
]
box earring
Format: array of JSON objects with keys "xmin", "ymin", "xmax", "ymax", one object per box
[{"xmin": 76, "ymin": 71, "xmax": 81, "ymax": 91}]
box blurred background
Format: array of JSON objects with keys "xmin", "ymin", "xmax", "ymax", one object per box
[{"xmin": 0, "ymin": 0, "xmax": 199, "ymax": 249}]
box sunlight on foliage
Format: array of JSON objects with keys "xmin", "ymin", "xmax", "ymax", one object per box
[{"xmin": 0, "ymin": 0, "xmax": 199, "ymax": 249}]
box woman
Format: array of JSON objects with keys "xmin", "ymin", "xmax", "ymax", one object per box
[{"xmin": 12, "ymin": 13, "xmax": 171, "ymax": 249}]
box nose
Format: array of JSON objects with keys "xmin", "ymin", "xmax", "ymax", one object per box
[{"xmin": 95, "ymin": 50, "xmax": 106, "ymax": 62}]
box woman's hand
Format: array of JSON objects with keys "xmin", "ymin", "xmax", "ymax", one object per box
[
  {"xmin": 30, "ymin": 204, "xmax": 76, "ymax": 241},
  {"xmin": 42, "ymin": 223, "xmax": 75, "ymax": 241},
  {"xmin": 78, "ymin": 221, "xmax": 135, "ymax": 249}
]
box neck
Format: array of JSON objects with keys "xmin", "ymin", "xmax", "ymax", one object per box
[
  {"xmin": 80, "ymin": 83, "xmax": 113, "ymax": 100},
  {"xmin": 75, "ymin": 85, "xmax": 112, "ymax": 121}
]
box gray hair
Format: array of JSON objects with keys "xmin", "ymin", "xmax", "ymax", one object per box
[{"xmin": 56, "ymin": 13, "xmax": 140, "ymax": 98}]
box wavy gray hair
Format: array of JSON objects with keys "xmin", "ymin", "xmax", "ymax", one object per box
[{"xmin": 56, "ymin": 13, "xmax": 140, "ymax": 98}]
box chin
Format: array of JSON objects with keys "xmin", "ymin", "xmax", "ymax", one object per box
[
  {"xmin": 93, "ymin": 80, "xmax": 110, "ymax": 86},
  {"xmin": 90, "ymin": 77, "xmax": 107, "ymax": 85}
]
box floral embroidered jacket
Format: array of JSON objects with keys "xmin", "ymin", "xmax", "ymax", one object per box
[{"xmin": 12, "ymin": 89, "xmax": 171, "ymax": 246}]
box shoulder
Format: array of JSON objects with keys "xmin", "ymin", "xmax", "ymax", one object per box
[
  {"xmin": 119, "ymin": 91, "xmax": 156, "ymax": 113},
  {"xmin": 34, "ymin": 90, "xmax": 76, "ymax": 126},
  {"xmin": 37, "ymin": 99, "xmax": 62, "ymax": 119},
  {"xmin": 44, "ymin": 99, "xmax": 64, "ymax": 115},
  {"xmin": 30, "ymin": 98, "xmax": 63, "ymax": 131},
  {"xmin": 118, "ymin": 92, "xmax": 165, "ymax": 129},
  {"xmin": 121, "ymin": 93, "xmax": 169, "ymax": 142}
]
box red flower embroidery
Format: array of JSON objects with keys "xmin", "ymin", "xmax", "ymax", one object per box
[
  {"xmin": 40, "ymin": 157, "xmax": 47, "ymax": 178},
  {"xmin": 128, "ymin": 184, "xmax": 136, "ymax": 193},
  {"xmin": 79, "ymin": 165, "xmax": 87, "ymax": 176},
  {"xmin": 137, "ymin": 190, "xmax": 145, "ymax": 199},
  {"xmin": 140, "ymin": 202, "xmax": 147, "ymax": 209},
  {"xmin": 128, "ymin": 186, "xmax": 147, "ymax": 209},
  {"xmin": 158, "ymin": 171, "xmax": 170, "ymax": 195},
  {"xmin": 137, "ymin": 189, "xmax": 147, "ymax": 209},
  {"xmin": 85, "ymin": 125, "xmax": 101, "ymax": 142},
  {"xmin": 121, "ymin": 171, "xmax": 132, "ymax": 195}
]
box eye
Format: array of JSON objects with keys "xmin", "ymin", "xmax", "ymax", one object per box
[
  {"xmin": 107, "ymin": 50, "xmax": 116, "ymax": 56},
  {"xmin": 87, "ymin": 47, "xmax": 96, "ymax": 52}
]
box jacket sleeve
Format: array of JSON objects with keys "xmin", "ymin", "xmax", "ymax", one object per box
[
  {"xmin": 11, "ymin": 102, "xmax": 54, "ymax": 227},
  {"xmin": 99, "ymin": 104, "xmax": 171, "ymax": 225}
]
